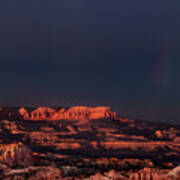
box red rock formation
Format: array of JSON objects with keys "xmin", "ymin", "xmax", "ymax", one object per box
[
  {"xmin": 19, "ymin": 106, "xmax": 117, "ymax": 121},
  {"xmin": 0, "ymin": 142, "xmax": 34, "ymax": 167},
  {"xmin": 0, "ymin": 106, "xmax": 179, "ymax": 179},
  {"xmin": 2, "ymin": 166, "xmax": 63, "ymax": 180},
  {"xmin": 19, "ymin": 107, "xmax": 56, "ymax": 120},
  {"xmin": 128, "ymin": 168, "xmax": 169, "ymax": 180},
  {"xmin": 18, "ymin": 107, "xmax": 30, "ymax": 119},
  {"xmin": 166, "ymin": 165, "xmax": 180, "ymax": 179},
  {"xmin": 84, "ymin": 170, "xmax": 128, "ymax": 180}
]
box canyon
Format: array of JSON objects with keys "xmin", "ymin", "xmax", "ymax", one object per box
[{"xmin": 0, "ymin": 106, "xmax": 180, "ymax": 179}]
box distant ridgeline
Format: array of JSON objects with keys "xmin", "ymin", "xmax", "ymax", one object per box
[{"xmin": 0, "ymin": 106, "xmax": 118, "ymax": 121}]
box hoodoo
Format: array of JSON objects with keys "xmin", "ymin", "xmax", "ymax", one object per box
[
  {"xmin": 18, "ymin": 106, "xmax": 117, "ymax": 121},
  {"xmin": 0, "ymin": 106, "xmax": 179, "ymax": 179},
  {"xmin": 0, "ymin": 142, "xmax": 34, "ymax": 167}
]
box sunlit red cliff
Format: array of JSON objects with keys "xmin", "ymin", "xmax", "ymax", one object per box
[
  {"xmin": 0, "ymin": 106, "xmax": 180, "ymax": 179},
  {"xmin": 18, "ymin": 106, "xmax": 117, "ymax": 121}
]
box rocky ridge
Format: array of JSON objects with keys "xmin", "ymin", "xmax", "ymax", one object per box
[
  {"xmin": 0, "ymin": 106, "xmax": 179, "ymax": 179},
  {"xmin": 18, "ymin": 106, "xmax": 117, "ymax": 121}
]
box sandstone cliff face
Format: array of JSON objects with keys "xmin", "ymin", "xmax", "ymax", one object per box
[
  {"xmin": 0, "ymin": 142, "xmax": 34, "ymax": 167},
  {"xmin": 0, "ymin": 106, "xmax": 179, "ymax": 179},
  {"xmin": 19, "ymin": 106, "xmax": 117, "ymax": 121},
  {"xmin": 84, "ymin": 168, "xmax": 178, "ymax": 180},
  {"xmin": 166, "ymin": 165, "xmax": 180, "ymax": 179}
]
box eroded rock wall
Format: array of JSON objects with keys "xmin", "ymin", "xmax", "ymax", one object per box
[
  {"xmin": 0, "ymin": 142, "xmax": 34, "ymax": 167},
  {"xmin": 18, "ymin": 106, "xmax": 117, "ymax": 121}
]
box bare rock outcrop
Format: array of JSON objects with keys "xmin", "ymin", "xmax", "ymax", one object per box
[
  {"xmin": 1, "ymin": 166, "xmax": 63, "ymax": 180},
  {"xmin": 128, "ymin": 167, "xmax": 180, "ymax": 180},
  {"xmin": 0, "ymin": 106, "xmax": 180, "ymax": 179},
  {"xmin": 19, "ymin": 106, "xmax": 117, "ymax": 121},
  {"xmin": 165, "ymin": 165, "xmax": 180, "ymax": 179},
  {"xmin": 84, "ymin": 170, "xmax": 128, "ymax": 180},
  {"xmin": 0, "ymin": 142, "xmax": 34, "ymax": 167},
  {"xmin": 19, "ymin": 107, "xmax": 56, "ymax": 120}
]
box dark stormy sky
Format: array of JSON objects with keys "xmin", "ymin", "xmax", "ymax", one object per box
[{"xmin": 0, "ymin": 0, "xmax": 180, "ymax": 123}]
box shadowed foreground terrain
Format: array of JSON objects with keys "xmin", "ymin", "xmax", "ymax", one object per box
[{"xmin": 0, "ymin": 106, "xmax": 180, "ymax": 179}]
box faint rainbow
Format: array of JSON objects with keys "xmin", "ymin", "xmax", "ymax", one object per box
[{"xmin": 154, "ymin": 44, "xmax": 168, "ymax": 86}]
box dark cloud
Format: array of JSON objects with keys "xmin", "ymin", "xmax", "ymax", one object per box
[{"xmin": 0, "ymin": 0, "xmax": 180, "ymax": 123}]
